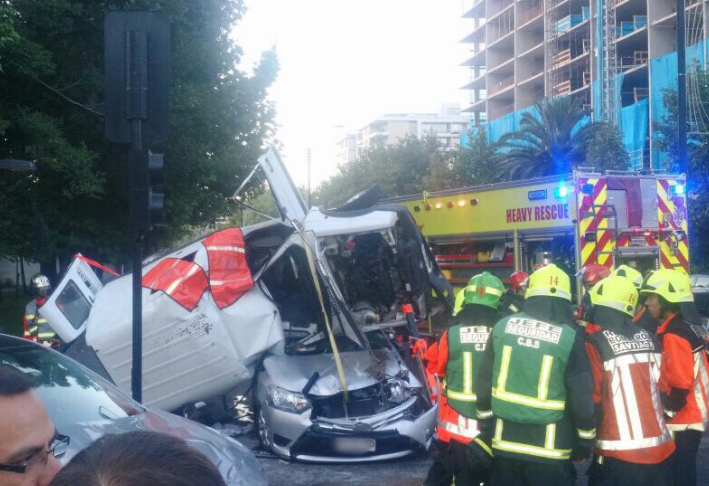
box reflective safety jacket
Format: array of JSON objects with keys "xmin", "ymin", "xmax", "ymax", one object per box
[
  {"xmin": 23, "ymin": 298, "xmax": 55, "ymax": 343},
  {"xmin": 586, "ymin": 325, "xmax": 675, "ymax": 464},
  {"xmin": 434, "ymin": 324, "xmax": 492, "ymax": 444},
  {"xmin": 657, "ymin": 313, "xmax": 709, "ymax": 431},
  {"xmin": 476, "ymin": 310, "xmax": 596, "ymax": 463},
  {"xmin": 490, "ymin": 313, "xmax": 576, "ymax": 424}
]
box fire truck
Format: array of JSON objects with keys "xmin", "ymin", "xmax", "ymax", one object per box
[{"xmin": 394, "ymin": 171, "xmax": 689, "ymax": 299}]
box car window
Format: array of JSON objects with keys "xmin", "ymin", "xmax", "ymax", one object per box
[
  {"xmin": 0, "ymin": 340, "xmax": 144, "ymax": 430},
  {"xmin": 54, "ymin": 280, "xmax": 92, "ymax": 329}
]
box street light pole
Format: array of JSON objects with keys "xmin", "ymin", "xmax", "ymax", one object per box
[{"xmin": 0, "ymin": 159, "xmax": 37, "ymax": 172}]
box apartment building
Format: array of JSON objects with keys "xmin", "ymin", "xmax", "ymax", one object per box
[
  {"xmin": 336, "ymin": 111, "xmax": 469, "ymax": 164},
  {"xmin": 460, "ymin": 0, "xmax": 709, "ymax": 168}
]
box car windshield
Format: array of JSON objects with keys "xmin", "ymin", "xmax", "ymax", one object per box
[{"xmin": 0, "ymin": 337, "xmax": 144, "ymax": 431}]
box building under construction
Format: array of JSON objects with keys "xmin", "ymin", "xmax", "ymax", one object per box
[{"xmin": 460, "ymin": 0, "xmax": 709, "ymax": 168}]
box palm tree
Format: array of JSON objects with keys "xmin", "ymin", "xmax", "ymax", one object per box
[{"xmin": 497, "ymin": 95, "xmax": 600, "ymax": 180}]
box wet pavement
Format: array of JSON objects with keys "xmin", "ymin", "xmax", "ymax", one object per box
[{"xmin": 233, "ymin": 432, "xmax": 709, "ymax": 486}]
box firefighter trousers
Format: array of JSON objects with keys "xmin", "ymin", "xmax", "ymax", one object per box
[
  {"xmin": 491, "ymin": 456, "xmax": 576, "ymax": 486},
  {"xmin": 586, "ymin": 456, "xmax": 672, "ymax": 486},
  {"xmin": 423, "ymin": 440, "xmax": 489, "ymax": 486},
  {"xmin": 671, "ymin": 430, "xmax": 702, "ymax": 486}
]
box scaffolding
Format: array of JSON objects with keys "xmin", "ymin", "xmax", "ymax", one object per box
[{"xmin": 601, "ymin": 0, "xmax": 618, "ymax": 122}]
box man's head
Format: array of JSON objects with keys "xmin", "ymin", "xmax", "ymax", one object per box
[
  {"xmin": 583, "ymin": 276, "xmax": 638, "ymax": 323},
  {"xmin": 508, "ymin": 271, "xmax": 529, "ymax": 296},
  {"xmin": 30, "ymin": 275, "xmax": 51, "ymax": 299},
  {"xmin": 525, "ymin": 264, "xmax": 571, "ymax": 302},
  {"xmin": 640, "ymin": 269, "xmax": 693, "ymax": 321},
  {"xmin": 0, "ymin": 367, "xmax": 61, "ymax": 486}
]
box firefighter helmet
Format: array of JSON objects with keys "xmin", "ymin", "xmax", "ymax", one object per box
[
  {"xmin": 30, "ymin": 274, "xmax": 51, "ymax": 298},
  {"xmin": 588, "ymin": 276, "xmax": 638, "ymax": 317},
  {"xmin": 525, "ymin": 264, "xmax": 572, "ymax": 301},
  {"xmin": 640, "ymin": 269, "xmax": 694, "ymax": 304},
  {"xmin": 578, "ymin": 263, "xmax": 611, "ymax": 288},
  {"xmin": 612, "ymin": 265, "xmax": 643, "ymax": 289},
  {"xmin": 508, "ymin": 271, "xmax": 530, "ymax": 291},
  {"xmin": 464, "ymin": 272, "xmax": 505, "ymax": 309}
]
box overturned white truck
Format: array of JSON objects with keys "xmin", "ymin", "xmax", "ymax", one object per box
[{"xmin": 41, "ymin": 148, "xmax": 452, "ymax": 462}]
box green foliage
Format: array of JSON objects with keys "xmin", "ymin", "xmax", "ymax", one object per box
[
  {"xmin": 0, "ymin": 0, "xmax": 278, "ymax": 271},
  {"xmin": 656, "ymin": 70, "xmax": 709, "ymax": 271},
  {"xmin": 424, "ymin": 128, "xmax": 499, "ymax": 190},
  {"xmin": 583, "ymin": 121, "xmax": 630, "ymax": 171},
  {"xmin": 497, "ymin": 96, "xmax": 628, "ymax": 178},
  {"xmin": 314, "ymin": 135, "xmax": 449, "ymax": 207}
]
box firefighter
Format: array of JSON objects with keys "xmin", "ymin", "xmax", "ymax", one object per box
[
  {"xmin": 575, "ymin": 264, "xmax": 612, "ymax": 334},
  {"xmin": 423, "ymin": 272, "xmax": 503, "ymax": 486},
  {"xmin": 641, "ymin": 269, "xmax": 709, "ymax": 486},
  {"xmin": 583, "ymin": 276, "xmax": 674, "ymax": 486},
  {"xmin": 23, "ymin": 274, "xmax": 59, "ymax": 348},
  {"xmin": 501, "ymin": 271, "xmax": 529, "ymax": 316},
  {"xmin": 613, "ymin": 265, "xmax": 659, "ymax": 334},
  {"xmin": 476, "ymin": 264, "xmax": 595, "ymax": 486}
]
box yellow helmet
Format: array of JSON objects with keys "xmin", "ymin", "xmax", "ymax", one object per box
[
  {"xmin": 640, "ymin": 269, "xmax": 694, "ymax": 304},
  {"xmin": 612, "ymin": 265, "xmax": 643, "ymax": 289},
  {"xmin": 525, "ymin": 264, "xmax": 571, "ymax": 302},
  {"xmin": 588, "ymin": 276, "xmax": 638, "ymax": 317}
]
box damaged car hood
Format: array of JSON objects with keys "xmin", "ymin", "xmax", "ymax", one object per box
[
  {"xmin": 263, "ymin": 348, "xmax": 418, "ymax": 396},
  {"xmin": 60, "ymin": 410, "xmax": 267, "ymax": 486}
]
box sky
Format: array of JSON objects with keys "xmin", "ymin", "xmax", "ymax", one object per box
[{"xmin": 234, "ymin": 0, "xmax": 470, "ymax": 188}]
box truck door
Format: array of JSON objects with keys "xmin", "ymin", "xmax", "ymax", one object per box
[
  {"xmin": 257, "ymin": 148, "xmax": 308, "ymax": 227},
  {"xmin": 38, "ymin": 257, "xmax": 103, "ymax": 344}
]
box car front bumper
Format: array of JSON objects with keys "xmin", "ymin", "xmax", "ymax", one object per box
[{"xmin": 264, "ymin": 395, "xmax": 437, "ymax": 463}]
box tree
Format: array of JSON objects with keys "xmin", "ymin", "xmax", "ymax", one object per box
[
  {"xmin": 424, "ymin": 128, "xmax": 500, "ymax": 191},
  {"xmin": 314, "ymin": 135, "xmax": 449, "ymax": 207},
  {"xmin": 655, "ymin": 69, "xmax": 709, "ymax": 271},
  {"xmin": 0, "ymin": 0, "xmax": 278, "ymax": 277},
  {"xmin": 497, "ymin": 96, "xmax": 628, "ymax": 179}
]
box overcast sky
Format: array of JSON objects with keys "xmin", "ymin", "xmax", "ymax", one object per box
[{"xmin": 235, "ymin": 0, "xmax": 470, "ymax": 188}]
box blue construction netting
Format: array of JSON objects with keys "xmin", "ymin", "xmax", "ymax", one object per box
[
  {"xmin": 462, "ymin": 36, "xmax": 708, "ymax": 169},
  {"xmin": 620, "ymin": 99, "xmax": 649, "ymax": 169}
]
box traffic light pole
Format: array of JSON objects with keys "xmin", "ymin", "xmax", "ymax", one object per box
[
  {"xmin": 127, "ymin": 29, "xmax": 148, "ymax": 403},
  {"xmin": 129, "ymin": 120, "xmax": 145, "ymax": 403}
]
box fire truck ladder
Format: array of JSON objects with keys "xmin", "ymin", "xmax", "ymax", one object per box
[{"xmin": 601, "ymin": 0, "xmax": 618, "ymax": 122}]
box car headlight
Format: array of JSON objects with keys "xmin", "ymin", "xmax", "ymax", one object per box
[
  {"xmin": 269, "ymin": 387, "xmax": 311, "ymax": 413},
  {"xmin": 385, "ymin": 378, "xmax": 412, "ymax": 404}
]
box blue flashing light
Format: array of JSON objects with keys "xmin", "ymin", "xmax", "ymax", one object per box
[
  {"xmin": 672, "ymin": 183, "xmax": 686, "ymax": 196},
  {"xmin": 554, "ymin": 185, "xmax": 570, "ymax": 199}
]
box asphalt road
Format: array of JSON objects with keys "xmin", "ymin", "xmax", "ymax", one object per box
[{"xmin": 233, "ymin": 433, "xmax": 709, "ymax": 486}]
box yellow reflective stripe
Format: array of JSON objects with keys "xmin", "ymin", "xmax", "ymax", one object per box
[
  {"xmin": 477, "ymin": 409, "xmax": 494, "ymax": 420},
  {"xmin": 545, "ymin": 423, "xmax": 556, "ymax": 449},
  {"xmin": 509, "ymin": 304, "xmax": 520, "ymax": 313},
  {"xmin": 474, "ymin": 437, "xmax": 494, "ymax": 457},
  {"xmin": 38, "ymin": 333, "xmax": 56, "ymax": 338},
  {"xmin": 464, "ymin": 352, "xmax": 473, "ymax": 395},
  {"xmin": 577, "ymin": 428, "xmax": 596, "ymax": 440},
  {"xmin": 538, "ymin": 355, "xmax": 554, "ymax": 401},
  {"xmin": 492, "ymin": 438, "xmax": 572, "ymax": 460},
  {"xmin": 466, "ymin": 285, "xmax": 503, "ymax": 297},
  {"xmin": 447, "ymin": 389, "xmax": 477, "ymax": 401},
  {"xmin": 494, "ymin": 418, "xmax": 504, "ymax": 441},
  {"xmin": 492, "ymin": 388, "xmax": 566, "ymax": 410},
  {"xmin": 28, "ymin": 326, "xmax": 38, "ymax": 333},
  {"xmin": 447, "ymin": 352, "xmax": 477, "ymax": 401},
  {"xmin": 497, "ymin": 345, "xmax": 512, "ymax": 391},
  {"xmin": 25, "ymin": 314, "xmax": 35, "ymax": 319}
]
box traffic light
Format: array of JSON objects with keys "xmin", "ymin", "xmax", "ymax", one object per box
[{"xmin": 148, "ymin": 152, "xmax": 165, "ymax": 228}]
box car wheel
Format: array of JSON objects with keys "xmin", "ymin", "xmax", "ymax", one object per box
[{"xmin": 257, "ymin": 406, "xmax": 273, "ymax": 452}]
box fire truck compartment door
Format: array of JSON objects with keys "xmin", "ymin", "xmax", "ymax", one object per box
[
  {"xmin": 39, "ymin": 258, "xmax": 103, "ymax": 343},
  {"xmin": 257, "ymin": 148, "xmax": 308, "ymax": 227}
]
